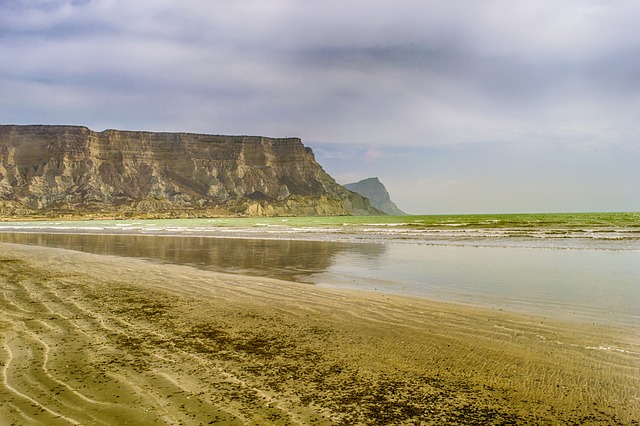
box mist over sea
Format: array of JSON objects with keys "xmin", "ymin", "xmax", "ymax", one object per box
[{"xmin": 1, "ymin": 212, "xmax": 639, "ymax": 327}]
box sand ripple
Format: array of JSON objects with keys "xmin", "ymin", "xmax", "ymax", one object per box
[{"xmin": 0, "ymin": 243, "xmax": 638, "ymax": 425}]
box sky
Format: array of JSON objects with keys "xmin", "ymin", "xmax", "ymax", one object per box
[{"xmin": 1, "ymin": 0, "xmax": 639, "ymax": 214}]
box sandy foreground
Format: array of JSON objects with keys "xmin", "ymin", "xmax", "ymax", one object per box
[{"xmin": 0, "ymin": 243, "xmax": 638, "ymax": 425}]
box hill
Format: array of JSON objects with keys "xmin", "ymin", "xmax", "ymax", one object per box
[
  {"xmin": 345, "ymin": 177, "xmax": 406, "ymax": 215},
  {"xmin": 0, "ymin": 125, "xmax": 382, "ymax": 218}
]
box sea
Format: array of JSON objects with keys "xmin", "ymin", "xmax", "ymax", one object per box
[{"xmin": 1, "ymin": 212, "xmax": 638, "ymax": 327}]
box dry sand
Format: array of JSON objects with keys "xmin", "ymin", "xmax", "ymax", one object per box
[{"xmin": 0, "ymin": 242, "xmax": 638, "ymax": 425}]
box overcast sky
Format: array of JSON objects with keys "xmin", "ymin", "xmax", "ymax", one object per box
[{"xmin": 1, "ymin": 0, "xmax": 639, "ymax": 214}]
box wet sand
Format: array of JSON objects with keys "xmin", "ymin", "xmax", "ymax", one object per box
[{"xmin": 0, "ymin": 243, "xmax": 638, "ymax": 425}]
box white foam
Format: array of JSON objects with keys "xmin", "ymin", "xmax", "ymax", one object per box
[{"xmin": 585, "ymin": 345, "xmax": 639, "ymax": 355}]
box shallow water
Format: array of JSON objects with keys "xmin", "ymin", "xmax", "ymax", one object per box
[
  {"xmin": 0, "ymin": 229, "xmax": 638, "ymax": 327},
  {"xmin": 312, "ymin": 243, "xmax": 640, "ymax": 327},
  {"xmin": 3, "ymin": 212, "xmax": 640, "ymax": 249}
]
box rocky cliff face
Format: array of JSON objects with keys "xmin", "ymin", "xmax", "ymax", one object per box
[
  {"xmin": 0, "ymin": 125, "xmax": 381, "ymax": 218},
  {"xmin": 345, "ymin": 177, "xmax": 406, "ymax": 216}
]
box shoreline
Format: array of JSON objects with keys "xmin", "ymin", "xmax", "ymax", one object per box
[
  {"xmin": 2, "ymin": 215, "xmax": 640, "ymax": 255},
  {"xmin": 1, "ymin": 231, "xmax": 638, "ymax": 330},
  {"xmin": 1, "ymin": 242, "xmax": 638, "ymax": 424}
]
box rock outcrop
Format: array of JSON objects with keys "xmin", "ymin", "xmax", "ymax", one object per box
[
  {"xmin": 345, "ymin": 177, "xmax": 406, "ymax": 216},
  {"xmin": 0, "ymin": 125, "xmax": 382, "ymax": 218}
]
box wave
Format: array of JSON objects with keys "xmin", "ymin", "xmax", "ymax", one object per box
[{"xmin": 1, "ymin": 213, "xmax": 639, "ymax": 251}]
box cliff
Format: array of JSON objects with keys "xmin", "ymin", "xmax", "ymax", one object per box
[
  {"xmin": 0, "ymin": 125, "xmax": 381, "ymax": 218},
  {"xmin": 345, "ymin": 177, "xmax": 406, "ymax": 216}
]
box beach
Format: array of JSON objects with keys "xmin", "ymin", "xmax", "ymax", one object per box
[{"xmin": 1, "ymin": 242, "xmax": 638, "ymax": 425}]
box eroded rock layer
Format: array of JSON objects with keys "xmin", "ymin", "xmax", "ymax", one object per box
[{"xmin": 0, "ymin": 125, "xmax": 379, "ymax": 218}]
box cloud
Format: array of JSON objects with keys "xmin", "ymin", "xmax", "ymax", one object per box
[
  {"xmin": 1, "ymin": 0, "xmax": 639, "ymax": 152},
  {"xmin": 364, "ymin": 146, "xmax": 383, "ymax": 162},
  {"xmin": 7, "ymin": 0, "xmax": 640, "ymax": 216}
]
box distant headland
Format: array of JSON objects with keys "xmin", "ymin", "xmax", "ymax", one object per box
[{"xmin": 345, "ymin": 177, "xmax": 406, "ymax": 215}]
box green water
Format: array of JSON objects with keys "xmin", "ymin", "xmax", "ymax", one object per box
[
  {"xmin": 1, "ymin": 212, "xmax": 638, "ymax": 250},
  {"xmin": 139, "ymin": 211, "xmax": 640, "ymax": 229},
  {"xmin": 3, "ymin": 211, "xmax": 639, "ymax": 228}
]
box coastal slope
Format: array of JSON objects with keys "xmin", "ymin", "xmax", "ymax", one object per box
[
  {"xmin": 0, "ymin": 125, "xmax": 380, "ymax": 218},
  {"xmin": 345, "ymin": 177, "xmax": 406, "ymax": 215}
]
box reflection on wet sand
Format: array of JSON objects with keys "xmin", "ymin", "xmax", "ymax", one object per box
[
  {"xmin": 1, "ymin": 243, "xmax": 638, "ymax": 424},
  {"xmin": 0, "ymin": 233, "xmax": 387, "ymax": 282},
  {"xmin": 2, "ymin": 232, "xmax": 639, "ymax": 328}
]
